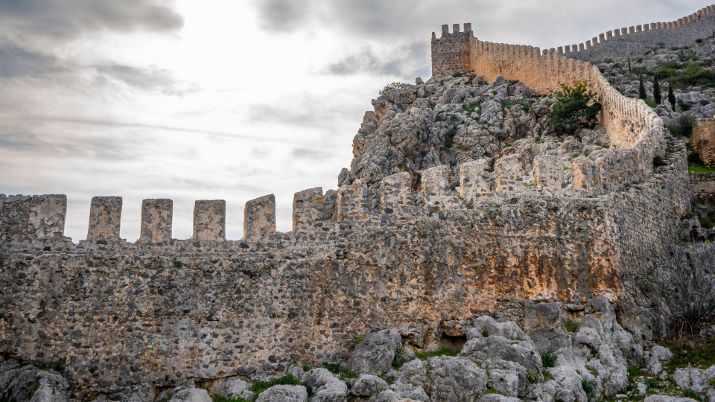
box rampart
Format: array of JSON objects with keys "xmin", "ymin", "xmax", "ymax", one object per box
[
  {"xmin": 0, "ymin": 11, "xmax": 698, "ymax": 398},
  {"xmin": 553, "ymin": 5, "xmax": 715, "ymax": 62}
]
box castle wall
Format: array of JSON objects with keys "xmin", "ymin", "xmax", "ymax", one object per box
[
  {"xmin": 563, "ymin": 6, "xmax": 715, "ymax": 62},
  {"xmin": 0, "ymin": 193, "xmax": 620, "ymax": 397}
]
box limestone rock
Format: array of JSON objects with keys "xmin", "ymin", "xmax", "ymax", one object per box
[
  {"xmin": 647, "ymin": 345, "xmax": 673, "ymax": 375},
  {"xmin": 302, "ymin": 368, "xmax": 348, "ymax": 401},
  {"xmin": 210, "ymin": 377, "xmax": 254, "ymax": 401},
  {"xmin": 427, "ymin": 356, "xmax": 488, "ymax": 402},
  {"xmin": 350, "ymin": 374, "xmax": 387, "ymax": 397},
  {"xmin": 348, "ymin": 329, "xmax": 402, "ymax": 375},
  {"xmin": 0, "ymin": 361, "xmax": 70, "ymax": 402},
  {"xmin": 643, "ymin": 396, "xmax": 699, "ymax": 402},
  {"xmin": 168, "ymin": 387, "xmax": 212, "ymax": 402},
  {"xmin": 255, "ymin": 385, "xmax": 309, "ymax": 402}
]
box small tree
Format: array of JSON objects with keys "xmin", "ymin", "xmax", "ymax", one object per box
[
  {"xmin": 548, "ymin": 82, "xmax": 602, "ymax": 134},
  {"xmin": 653, "ymin": 75, "xmax": 662, "ymax": 104},
  {"xmin": 627, "ymin": 58, "xmax": 632, "ymax": 73},
  {"xmin": 638, "ymin": 75, "xmax": 647, "ymax": 99},
  {"xmin": 668, "ymin": 83, "xmax": 676, "ymax": 110}
]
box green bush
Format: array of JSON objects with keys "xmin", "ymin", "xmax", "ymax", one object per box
[
  {"xmin": 249, "ymin": 374, "xmax": 302, "ymax": 395},
  {"xmin": 323, "ymin": 363, "xmax": 356, "ymax": 380},
  {"xmin": 212, "ymin": 396, "xmax": 250, "ymax": 402},
  {"xmin": 581, "ymin": 378, "xmax": 596, "ymax": 400},
  {"xmin": 548, "ymin": 82, "xmax": 601, "ymax": 134},
  {"xmin": 414, "ymin": 348, "xmax": 459, "ymax": 360},
  {"xmin": 564, "ymin": 319, "xmax": 581, "ymax": 333},
  {"xmin": 541, "ymin": 351, "xmax": 558, "ymax": 368},
  {"xmin": 665, "ymin": 113, "xmax": 696, "ymax": 137},
  {"xmin": 653, "ymin": 155, "xmax": 667, "ymax": 168}
]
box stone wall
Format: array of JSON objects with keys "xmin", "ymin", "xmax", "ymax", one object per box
[
  {"xmin": 559, "ymin": 5, "xmax": 715, "ymax": 62},
  {"xmin": 0, "ymin": 13, "xmax": 700, "ymax": 398},
  {"xmin": 693, "ymin": 118, "xmax": 715, "ymax": 167}
]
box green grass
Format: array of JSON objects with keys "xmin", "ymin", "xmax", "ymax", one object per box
[
  {"xmin": 564, "ymin": 319, "xmax": 581, "ymax": 333},
  {"xmin": 581, "ymin": 378, "xmax": 596, "ymax": 400},
  {"xmin": 541, "ymin": 351, "xmax": 558, "ymax": 368},
  {"xmin": 689, "ymin": 163, "xmax": 715, "ymax": 174},
  {"xmin": 323, "ymin": 363, "xmax": 357, "ymax": 380},
  {"xmin": 212, "ymin": 396, "xmax": 250, "ymax": 402},
  {"xmin": 249, "ymin": 374, "xmax": 302, "ymax": 395},
  {"xmin": 414, "ymin": 348, "xmax": 459, "ymax": 360},
  {"xmin": 661, "ymin": 339, "xmax": 715, "ymax": 373}
]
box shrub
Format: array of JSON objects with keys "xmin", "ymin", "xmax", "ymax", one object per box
[
  {"xmin": 648, "ymin": 254, "xmax": 715, "ymax": 337},
  {"xmin": 323, "ymin": 363, "xmax": 356, "ymax": 380},
  {"xmin": 639, "ymin": 75, "xmax": 647, "ymax": 99},
  {"xmin": 653, "ymin": 155, "xmax": 666, "ymax": 168},
  {"xmin": 379, "ymin": 82, "xmax": 411, "ymax": 96},
  {"xmin": 644, "ymin": 98, "xmax": 657, "ymax": 108},
  {"xmin": 249, "ymin": 374, "xmax": 302, "ymax": 395},
  {"xmin": 564, "ymin": 319, "xmax": 581, "ymax": 333},
  {"xmin": 527, "ymin": 369, "xmax": 539, "ymax": 384},
  {"xmin": 414, "ymin": 348, "xmax": 459, "ymax": 360},
  {"xmin": 541, "ymin": 351, "xmax": 558, "ymax": 368},
  {"xmin": 548, "ymin": 82, "xmax": 601, "ymax": 134},
  {"xmin": 212, "ymin": 396, "xmax": 250, "ymax": 402},
  {"xmin": 581, "ymin": 378, "xmax": 596, "ymax": 400},
  {"xmin": 665, "ymin": 113, "xmax": 696, "ymax": 137}
]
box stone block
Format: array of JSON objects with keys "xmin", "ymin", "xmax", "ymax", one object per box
[
  {"xmin": 421, "ymin": 165, "xmax": 453, "ymax": 206},
  {"xmin": 495, "ymin": 154, "xmax": 526, "ymax": 192},
  {"xmin": 533, "ymin": 155, "xmax": 563, "ymax": 190},
  {"xmin": 29, "ymin": 194, "xmax": 66, "ymax": 240},
  {"xmin": 337, "ymin": 182, "xmax": 369, "ymax": 222},
  {"xmin": 293, "ymin": 187, "xmax": 323, "ymax": 233},
  {"xmin": 459, "ymin": 159, "xmax": 491, "ymax": 199},
  {"xmin": 380, "ymin": 172, "xmax": 413, "ymax": 215},
  {"xmin": 244, "ymin": 194, "xmax": 276, "ymax": 242},
  {"xmin": 693, "ymin": 118, "xmax": 715, "ymax": 167},
  {"xmin": 572, "ymin": 157, "xmax": 600, "ymax": 194},
  {"xmin": 140, "ymin": 199, "xmax": 173, "ymax": 243},
  {"xmin": 87, "ymin": 196, "xmax": 122, "ymax": 242},
  {"xmin": 193, "ymin": 200, "xmax": 226, "ymax": 241},
  {"xmin": 1, "ymin": 195, "xmax": 31, "ymax": 242}
]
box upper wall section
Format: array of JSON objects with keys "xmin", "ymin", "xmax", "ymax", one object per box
[
  {"xmin": 558, "ymin": 5, "xmax": 715, "ymax": 61},
  {"xmin": 432, "ymin": 24, "xmax": 669, "ymax": 192}
]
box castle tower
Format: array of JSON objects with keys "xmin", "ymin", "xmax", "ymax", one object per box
[{"xmin": 431, "ymin": 23, "xmax": 476, "ymax": 76}]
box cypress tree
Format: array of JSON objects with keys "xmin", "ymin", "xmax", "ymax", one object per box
[
  {"xmin": 639, "ymin": 75, "xmax": 647, "ymax": 99},
  {"xmin": 653, "ymin": 75, "xmax": 662, "ymax": 104},
  {"xmin": 627, "ymin": 58, "xmax": 632, "ymax": 73},
  {"xmin": 668, "ymin": 83, "xmax": 676, "ymax": 110}
]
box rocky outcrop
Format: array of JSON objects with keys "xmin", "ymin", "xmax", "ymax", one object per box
[{"xmin": 0, "ymin": 361, "xmax": 70, "ymax": 402}]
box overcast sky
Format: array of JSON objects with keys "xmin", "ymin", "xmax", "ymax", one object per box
[{"xmin": 0, "ymin": 0, "xmax": 710, "ymax": 241}]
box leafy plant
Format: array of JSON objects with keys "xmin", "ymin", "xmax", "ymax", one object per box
[
  {"xmin": 527, "ymin": 369, "xmax": 539, "ymax": 383},
  {"xmin": 548, "ymin": 82, "xmax": 601, "ymax": 133},
  {"xmin": 581, "ymin": 378, "xmax": 596, "ymax": 400},
  {"xmin": 541, "ymin": 351, "xmax": 558, "ymax": 368},
  {"xmin": 564, "ymin": 319, "xmax": 581, "ymax": 333},
  {"xmin": 414, "ymin": 348, "xmax": 459, "ymax": 360},
  {"xmin": 249, "ymin": 374, "xmax": 302, "ymax": 395},
  {"xmin": 323, "ymin": 363, "xmax": 356, "ymax": 380},
  {"xmin": 653, "ymin": 155, "xmax": 667, "ymax": 168},
  {"xmin": 665, "ymin": 113, "xmax": 696, "ymax": 137},
  {"xmin": 212, "ymin": 395, "xmax": 250, "ymax": 402}
]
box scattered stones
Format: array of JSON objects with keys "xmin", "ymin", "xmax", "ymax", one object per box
[
  {"xmin": 254, "ymin": 385, "xmax": 308, "ymax": 402},
  {"xmin": 348, "ymin": 329, "xmax": 402, "ymax": 375}
]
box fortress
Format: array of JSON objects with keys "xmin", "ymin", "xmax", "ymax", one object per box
[{"xmin": 1, "ymin": 5, "xmax": 714, "ymax": 399}]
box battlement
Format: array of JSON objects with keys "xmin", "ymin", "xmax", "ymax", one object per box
[
  {"xmin": 553, "ymin": 5, "xmax": 715, "ymax": 61},
  {"xmin": 431, "ymin": 23, "xmax": 477, "ymax": 76}
]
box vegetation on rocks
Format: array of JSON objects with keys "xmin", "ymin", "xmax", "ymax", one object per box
[{"xmin": 547, "ymin": 82, "xmax": 601, "ymax": 133}]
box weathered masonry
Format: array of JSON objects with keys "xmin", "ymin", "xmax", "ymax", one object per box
[{"xmin": 0, "ymin": 7, "xmax": 699, "ymax": 399}]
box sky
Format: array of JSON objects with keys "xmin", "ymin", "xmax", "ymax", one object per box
[{"xmin": 0, "ymin": 0, "xmax": 711, "ymax": 242}]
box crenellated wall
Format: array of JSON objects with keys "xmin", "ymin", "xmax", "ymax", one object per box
[
  {"xmin": 555, "ymin": 5, "xmax": 715, "ymax": 61},
  {"xmin": 0, "ymin": 10, "xmax": 700, "ymax": 397}
]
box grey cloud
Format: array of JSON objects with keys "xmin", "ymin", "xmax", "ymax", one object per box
[
  {"xmin": 255, "ymin": 0, "xmax": 312, "ymax": 32},
  {"xmin": 0, "ymin": 0, "xmax": 183, "ymax": 42},
  {"xmin": 324, "ymin": 42, "xmax": 428, "ymax": 77},
  {"xmin": 0, "ymin": 130, "xmax": 143, "ymax": 160},
  {"xmin": 292, "ymin": 147, "xmax": 330, "ymax": 161},
  {"xmin": 248, "ymin": 99, "xmax": 362, "ymax": 129},
  {"xmin": 0, "ymin": 43, "xmax": 65, "ymax": 78},
  {"xmin": 95, "ymin": 64, "xmax": 178, "ymax": 93}
]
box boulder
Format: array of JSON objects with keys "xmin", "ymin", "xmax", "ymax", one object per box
[
  {"xmin": 168, "ymin": 387, "xmax": 212, "ymax": 402},
  {"xmin": 647, "ymin": 345, "xmax": 673, "ymax": 375},
  {"xmin": 643, "ymin": 396, "xmax": 698, "ymax": 402},
  {"xmin": 255, "ymin": 385, "xmax": 308, "ymax": 402},
  {"xmin": 347, "ymin": 329, "xmax": 402, "ymax": 375},
  {"xmin": 673, "ymin": 367, "xmax": 706, "ymax": 393},
  {"xmin": 302, "ymin": 368, "xmax": 348, "ymax": 401},
  {"xmin": 0, "ymin": 361, "xmax": 70, "ymax": 402},
  {"xmin": 350, "ymin": 374, "xmax": 387, "ymax": 397},
  {"xmin": 427, "ymin": 356, "xmax": 488, "ymax": 402},
  {"xmin": 210, "ymin": 377, "xmax": 254, "ymax": 401}
]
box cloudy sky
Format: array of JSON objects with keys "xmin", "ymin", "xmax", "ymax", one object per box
[{"xmin": 0, "ymin": 0, "xmax": 710, "ymax": 241}]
